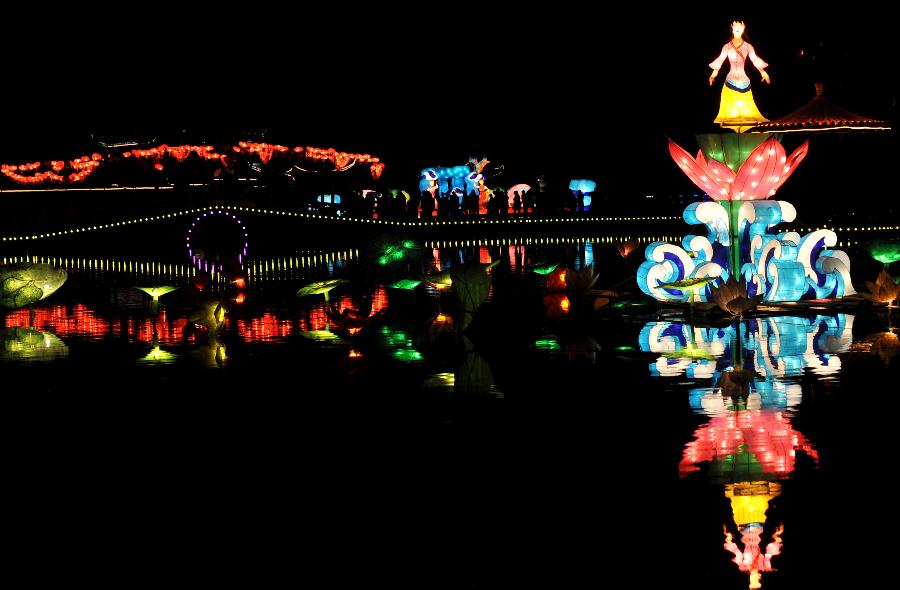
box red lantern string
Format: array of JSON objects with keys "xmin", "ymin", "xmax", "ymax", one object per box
[{"xmin": 2, "ymin": 142, "xmax": 383, "ymax": 185}]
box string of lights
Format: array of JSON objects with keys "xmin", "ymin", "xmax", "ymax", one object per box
[{"xmin": 1, "ymin": 205, "xmax": 894, "ymax": 243}]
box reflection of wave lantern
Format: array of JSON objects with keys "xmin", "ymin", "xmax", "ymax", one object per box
[{"xmin": 638, "ymin": 314, "xmax": 853, "ymax": 384}]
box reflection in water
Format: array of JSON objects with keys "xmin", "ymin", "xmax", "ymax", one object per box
[
  {"xmin": 455, "ymin": 335, "xmax": 494, "ymax": 395},
  {"xmin": 871, "ymin": 330, "xmax": 900, "ymax": 364},
  {"xmin": 852, "ymin": 328, "xmax": 900, "ymax": 366},
  {"xmin": 138, "ymin": 317, "xmax": 178, "ymax": 364},
  {"xmin": 641, "ymin": 315, "xmax": 852, "ymax": 588},
  {"xmin": 4, "ymin": 304, "xmax": 112, "ymax": 339},
  {"xmin": 724, "ymin": 482, "xmax": 784, "ymax": 590},
  {"xmin": 639, "ymin": 315, "xmax": 853, "ymax": 380},
  {"xmin": 680, "ymin": 407, "xmax": 818, "ymax": 479},
  {"xmin": 378, "ymin": 326, "xmax": 422, "ymax": 362},
  {"xmin": 451, "ymin": 262, "xmax": 491, "ymax": 331},
  {"xmin": 1, "ymin": 251, "xmax": 359, "ymax": 288},
  {"xmin": 0, "ymin": 327, "xmax": 68, "ymax": 361},
  {"xmin": 236, "ymin": 312, "xmax": 293, "ymax": 342},
  {"xmin": 187, "ymin": 300, "xmax": 228, "ymax": 368}
]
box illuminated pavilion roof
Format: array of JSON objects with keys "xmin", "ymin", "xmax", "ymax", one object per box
[{"xmin": 749, "ymin": 83, "xmax": 891, "ymax": 133}]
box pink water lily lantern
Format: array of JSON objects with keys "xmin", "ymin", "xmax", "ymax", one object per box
[{"xmin": 669, "ymin": 137, "xmax": 809, "ymax": 201}]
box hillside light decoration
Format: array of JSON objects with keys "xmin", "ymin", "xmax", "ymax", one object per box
[{"xmin": 638, "ymin": 135, "xmax": 854, "ymax": 302}]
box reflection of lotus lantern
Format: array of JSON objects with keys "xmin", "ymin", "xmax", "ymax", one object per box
[{"xmin": 871, "ymin": 331, "xmax": 900, "ymax": 365}]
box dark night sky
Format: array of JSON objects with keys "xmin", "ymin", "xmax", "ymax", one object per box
[{"xmin": 1, "ymin": 10, "xmax": 895, "ymax": 204}]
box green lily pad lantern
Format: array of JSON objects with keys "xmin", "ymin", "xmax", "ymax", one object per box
[
  {"xmin": 136, "ymin": 286, "xmax": 178, "ymax": 313},
  {"xmin": 296, "ymin": 279, "xmax": 348, "ymax": 303},
  {"xmin": 0, "ymin": 263, "xmax": 68, "ymax": 308},
  {"xmin": 660, "ymin": 276, "xmax": 716, "ymax": 303}
]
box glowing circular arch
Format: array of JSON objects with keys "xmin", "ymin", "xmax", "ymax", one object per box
[{"xmin": 186, "ymin": 209, "xmax": 249, "ymax": 272}]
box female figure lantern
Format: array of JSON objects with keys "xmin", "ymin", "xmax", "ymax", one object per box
[{"xmin": 709, "ymin": 20, "xmax": 771, "ymax": 133}]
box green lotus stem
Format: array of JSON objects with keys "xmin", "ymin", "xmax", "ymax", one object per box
[{"xmin": 726, "ymin": 201, "xmax": 741, "ymax": 281}]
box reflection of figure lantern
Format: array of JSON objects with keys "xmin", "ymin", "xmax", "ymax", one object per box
[
  {"xmin": 709, "ymin": 21, "xmax": 771, "ymax": 133},
  {"xmin": 723, "ymin": 482, "xmax": 784, "ymax": 589},
  {"xmin": 643, "ymin": 316, "xmax": 833, "ymax": 589}
]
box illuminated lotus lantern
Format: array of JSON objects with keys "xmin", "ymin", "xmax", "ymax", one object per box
[
  {"xmin": 564, "ymin": 264, "xmax": 600, "ymax": 294},
  {"xmin": 638, "ymin": 137, "xmax": 854, "ymax": 302},
  {"xmin": 861, "ymin": 269, "xmax": 900, "ymax": 306},
  {"xmin": 709, "ymin": 275, "xmax": 763, "ymax": 318},
  {"xmin": 670, "ymin": 137, "xmax": 808, "ymax": 202},
  {"xmin": 0, "ymin": 263, "xmax": 67, "ymax": 308}
]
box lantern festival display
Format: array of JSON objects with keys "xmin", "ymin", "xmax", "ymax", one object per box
[
  {"xmin": 638, "ymin": 135, "xmax": 854, "ymax": 303},
  {"xmin": 638, "ymin": 20, "xmax": 857, "ymax": 304}
]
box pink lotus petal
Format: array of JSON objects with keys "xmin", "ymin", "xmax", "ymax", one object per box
[
  {"xmin": 705, "ymin": 157, "xmax": 736, "ymax": 190},
  {"xmin": 733, "ymin": 139, "xmax": 784, "ymax": 200},
  {"xmin": 669, "ymin": 139, "xmax": 727, "ymax": 200},
  {"xmin": 772, "ymin": 140, "xmax": 810, "ymax": 193}
]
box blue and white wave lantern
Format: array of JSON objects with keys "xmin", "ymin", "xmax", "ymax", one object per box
[{"xmin": 637, "ymin": 199, "xmax": 854, "ymax": 302}]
